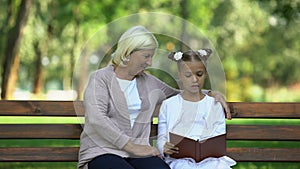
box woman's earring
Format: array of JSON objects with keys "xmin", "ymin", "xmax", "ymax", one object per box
[{"xmin": 121, "ymin": 57, "xmax": 130, "ymax": 64}]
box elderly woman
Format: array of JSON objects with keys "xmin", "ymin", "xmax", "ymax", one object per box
[{"xmin": 78, "ymin": 26, "xmax": 230, "ymax": 169}]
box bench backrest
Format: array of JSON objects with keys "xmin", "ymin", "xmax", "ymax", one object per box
[{"xmin": 0, "ymin": 101, "xmax": 299, "ymax": 162}]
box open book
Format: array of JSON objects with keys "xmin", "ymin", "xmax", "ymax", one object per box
[{"xmin": 169, "ymin": 132, "xmax": 226, "ymax": 162}]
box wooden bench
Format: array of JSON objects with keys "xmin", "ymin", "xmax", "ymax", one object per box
[{"xmin": 0, "ymin": 101, "xmax": 299, "ymax": 164}]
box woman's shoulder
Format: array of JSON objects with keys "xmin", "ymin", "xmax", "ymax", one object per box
[
  {"xmin": 91, "ymin": 65, "xmax": 114, "ymax": 78},
  {"xmin": 95, "ymin": 64, "xmax": 114, "ymax": 73}
]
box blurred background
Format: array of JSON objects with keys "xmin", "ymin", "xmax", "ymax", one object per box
[
  {"xmin": 0, "ymin": 1, "xmax": 299, "ymax": 169},
  {"xmin": 0, "ymin": 0, "xmax": 299, "ymax": 102}
]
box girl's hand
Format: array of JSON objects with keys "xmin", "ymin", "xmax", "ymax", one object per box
[
  {"xmin": 163, "ymin": 142, "xmax": 179, "ymax": 155},
  {"xmin": 208, "ymin": 91, "xmax": 232, "ymax": 120}
]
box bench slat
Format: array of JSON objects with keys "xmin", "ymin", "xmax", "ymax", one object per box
[
  {"xmin": 0, "ymin": 147, "xmax": 79, "ymax": 162},
  {"xmin": 0, "ymin": 101, "xmax": 84, "ymax": 116},
  {"xmin": 0, "ymin": 147, "xmax": 299, "ymax": 162},
  {"xmin": 1, "ymin": 124, "xmax": 300, "ymax": 141},
  {"xmin": 1, "ymin": 101, "xmax": 300, "ymax": 118},
  {"xmin": 227, "ymin": 147, "xmax": 300, "ymax": 162},
  {"xmin": 230, "ymin": 102, "xmax": 300, "ymax": 118},
  {"xmin": 0, "ymin": 124, "xmax": 82, "ymax": 139},
  {"xmin": 227, "ymin": 125, "xmax": 300, "ymax": 140}
]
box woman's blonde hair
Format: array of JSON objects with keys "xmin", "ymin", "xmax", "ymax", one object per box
[{"xmin": 111, "ymin": 26, "xmax": 158, "ymax": 67}]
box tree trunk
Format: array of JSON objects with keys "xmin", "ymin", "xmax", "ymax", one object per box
[
  {"xmin": 0, "ymin": 0, "xmax": 14, "ymax": 85},
  {"xmin": 1, "ymin": 0, "xmax": 32, "ymax": 99},
  {"xmin": 32, "ymin": 41, "xmax": 43, "ymax": 94},
  {"xmin": 6, "ymin": 54, "xmax": 20, "ymax": 99}
]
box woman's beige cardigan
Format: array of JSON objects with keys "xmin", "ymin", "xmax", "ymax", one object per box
[{"xmin": 78, "ymin": 65, "xmax": 178, "ymax": 168}]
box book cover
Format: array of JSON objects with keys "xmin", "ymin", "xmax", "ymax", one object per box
[{"xmin": 169, "ymin": 132, "xmax": 226, "ymax": 162}]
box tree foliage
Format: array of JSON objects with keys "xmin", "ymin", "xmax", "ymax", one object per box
[{"xmin": 0, "ymin": 0, "xmax": 299, "ymax": 101}]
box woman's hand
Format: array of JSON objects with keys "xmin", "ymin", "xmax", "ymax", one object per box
[
  {"xmin": 208, "ymin": 91, "xmax": 232, "ymax": 120},
  {"xmin": 123, "ymin": 141, "xmax": 160, "ymax": 157},
  {"xmin": 163, "ymin": 142, "xmax": 179, "ymax": 155}
]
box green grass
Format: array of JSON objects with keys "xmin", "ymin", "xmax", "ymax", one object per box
[
  {"xmin": 227, "ymin": 140, "xmax": 300, "ymax": 148},
  {"xmin": 226, "ymin": 118, "xmax": 300, "ymax": 125},
  {"xmin": 0, "ymin": 116, "xmax": 84, "ymax": 124},
  {"xmin": 0, "ymin": 139, "xmax": 79, "ymax": 147}
]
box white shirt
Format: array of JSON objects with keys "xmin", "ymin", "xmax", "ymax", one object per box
[
  {"xmin": 156, "ymin": 94, "xmax": 237, "ymax": 169},
  {"xmin": 171, "ymin": 98, "xmax": 209, "ymax": 141},
  {"xmin": 157, "ymin": 94, "xmax": 226, "ymax": 155},
  {"xmin": 116, "ymin": 78, "xmax": 141, "ymax": 128}
]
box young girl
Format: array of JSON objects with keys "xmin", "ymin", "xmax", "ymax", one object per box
[{"xmin": 157, "ymin": 49, "xmax": 236, "ymax": 169}]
